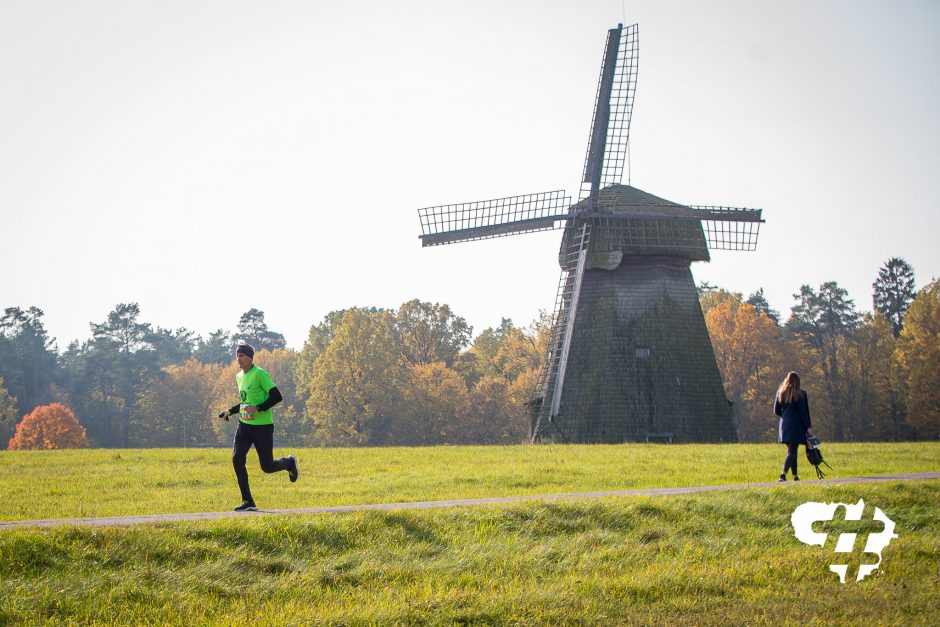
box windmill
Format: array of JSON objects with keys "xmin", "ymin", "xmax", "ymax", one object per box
[{"xmin": 416, "ymin": 24, "xmax": 763, "ymax": 444}]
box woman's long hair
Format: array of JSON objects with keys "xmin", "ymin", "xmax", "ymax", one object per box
[{"xmin": 776, "ymin": 371, "xmax": 803, "ymax": 404}]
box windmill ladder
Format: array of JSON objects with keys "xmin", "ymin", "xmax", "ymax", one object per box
[{"xmin": 532, "ymin": 223, "xmax": 591, "ymax": 441}]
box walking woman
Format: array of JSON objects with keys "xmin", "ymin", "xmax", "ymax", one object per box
[{"xmin": 774, "ymin": 371, "xmax": 813, "ymax": 481}]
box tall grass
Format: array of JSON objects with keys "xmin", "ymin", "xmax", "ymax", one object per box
[
  {"xmin": 1, "ymin": 442, "xmax": 937, "ymax": 521},
  {"xmin": 1, "ymin": 481, "xmax": 937, "ymax": 624}
]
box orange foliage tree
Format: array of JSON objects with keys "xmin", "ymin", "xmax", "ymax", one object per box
[
  {"xmin": 706, "ymin": 301, "xmax": 788, "ymax": 441},
  {"xmin": 8, "ymin": 403, "xmax": 88, "ymax": 450}
]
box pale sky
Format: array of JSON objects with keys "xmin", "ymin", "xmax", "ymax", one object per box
[{"xmin": 2, "ymin": 0, "xmax": 938, "ymax": 350}]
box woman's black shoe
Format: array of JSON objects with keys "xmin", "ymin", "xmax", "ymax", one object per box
[
  {"xmin": 778, "ymin": 474, "xmax": 787, "ymax": 482},
  {"xmin": 234, "ymin": 500, "xmax": 257, "ymax": 512}
]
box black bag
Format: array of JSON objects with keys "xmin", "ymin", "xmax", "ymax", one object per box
[{"xmin": 805, "ymin": 436, "xmax": 833, "ymax": 479}]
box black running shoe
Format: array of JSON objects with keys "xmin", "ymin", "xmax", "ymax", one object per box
[
  {"xmin": 234, "ymin": 500, "xmax": 257, "ymax": 512},
  {"xmin": 287, "ymin": 455, "xmax": 299, "ymax": 483}
]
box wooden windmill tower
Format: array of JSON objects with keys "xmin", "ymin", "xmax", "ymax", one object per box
[{"xmin": 417, "ymin": 24, "xmax": 763, "ymax": 443}]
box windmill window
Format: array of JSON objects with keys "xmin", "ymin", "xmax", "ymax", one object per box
[{"xmin": 635, "ymin": 347, "xmax": 650, "ymax": 358}]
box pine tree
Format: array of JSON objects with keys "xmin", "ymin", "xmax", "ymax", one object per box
[
  {"xmin": 0, "ymin": 306, "xmax": 59, "ymax": 414},
  {"xmin": 787, "ymin": 282, "xmax": 861, "ymax": 440},
  {"xmin": 237, "ymin": 309, "xmax": 286, "ymax": 351},
  {"xmin": 873, "ymin": 257, "xmax": 916, "ymax": 337},
  {"xmin": 746, "ymin": 288, "xmax": 780, "ymax": 323}
]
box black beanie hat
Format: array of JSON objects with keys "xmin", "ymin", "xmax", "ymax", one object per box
[{"xmin": 236, "ymin": 342, "xmax": 255, "ymax": 358}]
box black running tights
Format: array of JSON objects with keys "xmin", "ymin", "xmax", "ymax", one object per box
[{"xmin": 232, "ymin": 422, "xmax": 290, "ymax": 502}]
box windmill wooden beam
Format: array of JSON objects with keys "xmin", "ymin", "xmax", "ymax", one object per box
[{"xmin": 419, "ymin": 215, "xmax": 564, "ymax": 247}]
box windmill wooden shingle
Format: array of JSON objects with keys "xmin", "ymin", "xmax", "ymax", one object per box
[{"xmin": 416, "ymin": 24, "xmax": 764, "ymax": 443}]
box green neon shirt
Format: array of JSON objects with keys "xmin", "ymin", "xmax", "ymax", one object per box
[{"xmin": 235, "ymin": 365, "xmax": 276, "ymax": 425}]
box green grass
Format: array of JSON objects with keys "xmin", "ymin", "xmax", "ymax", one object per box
[
  {"xmin": 1, "ymin": 443, "xmax": 937, "ymax": 623},
  {"xmin": 1, "ymin": 442, "xmax": 937, "ymax": 520},
  {"xmin": 1, "ymin": 481, "xmax": 937, "ymax": 624}
]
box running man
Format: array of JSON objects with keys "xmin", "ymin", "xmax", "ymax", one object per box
[{"xmin": 218, "ymin": 342, "xmax": 299, "ymax": 511}]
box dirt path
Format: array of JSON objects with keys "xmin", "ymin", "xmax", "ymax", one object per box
[{"xmin": 3, "ymin": 471, "xmax": 938, "ymax": 530}]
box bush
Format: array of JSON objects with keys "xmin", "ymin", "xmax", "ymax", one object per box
[{"xmin": 8, "ymin": 403, "xmax": 89, "ymax": 450}]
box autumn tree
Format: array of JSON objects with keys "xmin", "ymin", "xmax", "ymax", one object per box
[
  {"xmin": 397, "ymin": 362, "xmax": 468, "ymax": 445},
  {"xmin": 211, "ymin": 361, "xmax": 242, "ymax": 441},
  {"xmin": 705, "ymin": 300, "xmax": 785, "ymax": 441},
  {"xmin": 464, "ymin": 311, "xmax": 551, "ymax": 385},
  {"xmin": 8, "ymin": 403, "xmax": 88, "ymax": 450},
  {"xmin": 456, "ymin": 374, "xmax": 532, "ymax": 444},
  {"xmin": 699, "ymin": 288, "xmax": 743, "ymax": 317},
  {"xmin": 896, "ymin": 280, "xmax": 940, "ymax": 439},
  {"xmin": 0, "ymin": 377, "xmax": 19, "ymax": 449},
  {"xmin": 873, "ymin": 257, "xmax": 916, "ymax": 337},
  {"xmin": 455, "ymin": 314, "xmax": 549, "ymax": 444},
  {"xmin": 293, "ymin": 309, "xmax": 346, "ymax": 427},
  {"xmin": 306, "ymin": 308, "xmax": 406, "ymax": 446},
  {"xmin": 842, "ymin": 313, "xmax": 906, "ymax": 440},
  {"xmin": 507, "ymin": 366, "xmax": 541, "ymax": 438},
  {"xmin": 461, "ymin": 318, "xmax": 516, "ymax": 382},
  {"xmin": 396, "ymin": 299, "xmax": 471, "ymax": 368},
  {"xmin": 492, "ymin": 313, "xmax": 550, "ymax": 382},
  {"xmin": 132, "ymin": 358, "xmax": 228, "ymax": 447},
  {"xmin": 250, "ymin": 348, "xmax": 311, "ymax": 445}
]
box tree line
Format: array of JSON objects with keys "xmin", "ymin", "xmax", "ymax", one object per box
[
  {"xmin": 0, "ymin": 300, "xmax": 544, "ymax": 449},
  {"xmin": 1, "ymin": 257, "xmax": 937, "ymax": 448},
  {"xmin": 703, "ymin": 258, "xmax": 938, "ymax": 442}
]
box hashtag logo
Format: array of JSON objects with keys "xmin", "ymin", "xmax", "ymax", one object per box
[{"xmin": 791, "ymin": 499, "xmax": 898, "ymax": 583}]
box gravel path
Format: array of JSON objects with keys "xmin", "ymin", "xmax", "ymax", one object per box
[{"xmin": 3, "ymin": 471, "xmax": 937, "ymax": 530}]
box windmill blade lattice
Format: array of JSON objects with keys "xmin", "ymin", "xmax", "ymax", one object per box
[
  {"xmin": 580, "ymin": 23, "xmax": 639, "ymax": 201},
  {"xmin": 690, "ymin": 206, "xmax": 764, "ymax": 251},
  {"xmin": 417, "ymin": 190, "xmax": 572, "ymax": 247}
]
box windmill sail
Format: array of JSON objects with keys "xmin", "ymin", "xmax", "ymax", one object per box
[
  {"xmin": 581, "ymin": 23, "xmax": 639, "ymax": 202},
  {"xmin": 417, "ymin": 190, "xmax": 571, "ymax": 247},
  {"xmin": 691, "ymin": 206, "xmax": 763, "ymax": 251}
]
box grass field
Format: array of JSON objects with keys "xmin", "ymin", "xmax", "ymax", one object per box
[
  {"xmin": 1, "ymin": 442, "xmax": 938, "ymax": 520},
  {"xmin": 1, "ymin": 443, "xmax": 938, "ymax": 624}
]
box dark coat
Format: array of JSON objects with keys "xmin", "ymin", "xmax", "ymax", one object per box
[{"xmin": 775, "ymin": 391, "xmax": 812, "ymax": 445}]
